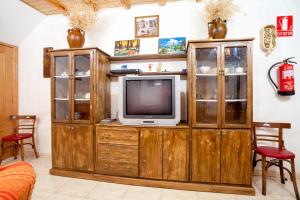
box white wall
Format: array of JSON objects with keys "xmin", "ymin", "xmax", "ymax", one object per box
[
  {"xmin": 0, "ymin": 0, "xmax": 45, "ymax": 45},
  {"xmin": 19, "ymin": 0, "xmax": 300, "ymax": 172}
]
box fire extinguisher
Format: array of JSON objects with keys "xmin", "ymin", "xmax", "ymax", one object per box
[{"xmin": 268, "ymin": 57, "xmax": 297, "ymax": 96}]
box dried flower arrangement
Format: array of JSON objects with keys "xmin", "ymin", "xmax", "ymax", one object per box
[
  {"xmin": 204, "ymin": 0, "xmax": 239, "ymax": 22},
  {"xmin": 64, "ymin": 0, "xmax": 98, "ymax": 31}
]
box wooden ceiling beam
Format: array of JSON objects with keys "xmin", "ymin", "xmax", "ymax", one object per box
[
  {"xmin": 46, "ymin": 0, "xmax": 66, "ymax": 12},
  {"xmin": 159, "ymin": 0, "xmax": 166, "ymax": 6},
  {"xmin": 120, "ymin": 0, "xmax": 131, "ymax": 9}
]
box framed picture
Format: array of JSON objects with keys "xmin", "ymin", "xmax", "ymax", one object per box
[
  {"xmin": 135, "ymin": 15, "xmax": 159, "ymax": 38},
  {"xmin": 158, "ymin": 37, "xmax": 186, "ymax": 55},
  {"xmin": 114, "ymin": 39, "xmax": 140, "ymax": 56}
]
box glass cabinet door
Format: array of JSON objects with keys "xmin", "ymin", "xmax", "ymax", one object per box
[
  {"xmin": 194, "ymin": 47, "xmax": 220, "ymax": 127},
  {"xmin": 222, "ymin": 46, "xmax": 249, "ymax": 127},
  {"xmin": 53, "ymin": 56, "xmax": 70, "ymax": 121},
  {"xmin": 72, "ymin": 54, "xmax": 91, "ymax": 122}
]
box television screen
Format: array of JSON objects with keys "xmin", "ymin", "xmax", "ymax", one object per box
[{"xmin": 125, "ymin": 79, "xmax": 173, "ymax": 116}]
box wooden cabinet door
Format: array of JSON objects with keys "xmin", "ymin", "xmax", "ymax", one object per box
[
  {"xmin": 52, "ymin": 124, "xmax": 72, "ymax": 169},
  {"xmin": 72, "ymin": 125, "xmax": 94, "ymax": 171},
  {"xmin": 221, "ymin": 130, "xmax": 252, "ymax": 185},
  {"xmin": 139, "ymin": 129, "xmax": 163, "ymax": 180},
  {"xmin": 189, "ymin": 43, "xmax": 222, "ymax": 129},
  {"xmin": 220, "ymin": 42, "xmax": 252, "ymax": 129},
  {"xmin": 191, "ymin": 129, "xmax": 221, "ymax": 183},
  {"xmin": 163, "ymin": 129, "xmax": 189, "ymax": 181}
]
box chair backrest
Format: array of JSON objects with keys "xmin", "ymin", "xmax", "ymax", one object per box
[
  {"xmin": 252, "ymin": 122, "xmax": 291, "ymax": 150},
  {"xmin": 10, "ymin": 115, "xmax": 36, "ymax": 135}
]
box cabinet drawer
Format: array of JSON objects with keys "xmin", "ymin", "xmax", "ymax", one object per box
[
  {"xmin": 98, "ymin": 144, "xmax": 138, "ymax": 164},
  {"xmin": 96, "ymin": 127, "xmax": 139, "ymax": 145},
  {"xmin": 98, "ymin": 160, "xmax": 138, "ymax": 177}
]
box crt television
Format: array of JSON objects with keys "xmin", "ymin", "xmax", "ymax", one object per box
[{"xmin": 118, "ymin": 75, "xmax": 180, "ymax": 126}]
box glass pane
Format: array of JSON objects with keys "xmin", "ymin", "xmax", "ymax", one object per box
[
  {"xmin": 225, "ymin": 102, "xmax": 247, "ymax": 124},
  {"xmin": 54, "ymin": 56, "xmax": 69, "ymax": 121},
  {"xmin": 74, "ymin": 55, "xmax": 90, "ymax": 76},
  {"xmin": 54, "ymin": 56, "xmax": 69, "ymax": 76},
  {"xmin": 224, "ymin": 47, "xmax": 247, "ymax": 75},
  {"xmin": 74, "ymin": 55, "xmax": 90, "ymax": 120},
  {"xmin": 196, "ymin": 48, "xmax": 217, "ymax": 75},
  {"xmin": 224, "ymin": 47, "xmax": 247, "ymax": 125},
  {"xmin": 196, "ymin": 102, "xmax": 218, "ymax": 124},
  {"xmin": 195, "ymin": 48, "xmax": 218, "ymax": 125}
]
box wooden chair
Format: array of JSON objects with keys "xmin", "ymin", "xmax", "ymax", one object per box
[
  {"xmin": 252, "ymin": 122, "xmax": 299, "ymax": 200},
  {"xmin": 0, "ymin": 115, "xmax": 38, "ymax": 165}
]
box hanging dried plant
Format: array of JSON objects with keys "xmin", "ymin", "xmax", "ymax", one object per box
[
  {"xmin": 204, "ymin": 0, "xmax": 239, "ymax": 22},
  {"xmin": 64, "ymin": 0, "xmax": 98, "ymax": 31}
]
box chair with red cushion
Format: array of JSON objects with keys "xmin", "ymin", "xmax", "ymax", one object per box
[
  {"xmin": 0, "ymin": 115, "xmax": 38, "ymax": 165},
  {"xmin": 253, "ymin": 122, "xmax": 299, "ymax": 199}
]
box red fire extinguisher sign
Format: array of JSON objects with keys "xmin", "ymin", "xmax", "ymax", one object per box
[{"xmin": 277, "ymin": 16, "xmax": 293, "ymax": 37}]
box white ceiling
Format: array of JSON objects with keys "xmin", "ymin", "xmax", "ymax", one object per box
[{"xmin": 0, "ymin": 0, "xmax": 46, "ymax": 46}]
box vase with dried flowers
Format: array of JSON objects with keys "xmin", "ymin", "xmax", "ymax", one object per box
[
  {"xmin": 204, "ymin": 0, "xmax": 239, "ymax": 39},
  {"xmin": 65, "ymin": 0, "xmax": 98, "ymax": 48}
]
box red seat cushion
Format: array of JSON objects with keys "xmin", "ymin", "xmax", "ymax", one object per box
[
  {"xmin": 255, "ymin": 146, "xmax": 295, "ymax": 159},
  {"xmin": 2, "ymin": 134, "xmax": 33, "ymax": 142}
]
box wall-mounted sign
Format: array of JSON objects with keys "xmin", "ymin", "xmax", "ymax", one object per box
[{"xmin": 277, "ymin": 16, "xmax": 293, "ymax": 37}]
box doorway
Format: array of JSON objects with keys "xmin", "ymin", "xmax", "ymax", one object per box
[{"xmin": 0, "ymin": 41, "xmax": 18, "ymax": 159}]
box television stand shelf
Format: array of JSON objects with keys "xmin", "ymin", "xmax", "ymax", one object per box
[{"xmin": 97, "ymin": 120, "xmax": 189, "ymax": 128}]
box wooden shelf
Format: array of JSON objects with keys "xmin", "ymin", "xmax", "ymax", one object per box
[
  {"xmin": 110, "ymin": 54, "xmax": 187, "ymax": 61},
  {"xmin": 108, "ymin": 71, "xmax": 187, "ymax": 77}
]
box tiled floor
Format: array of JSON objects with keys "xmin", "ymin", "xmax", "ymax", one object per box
[{"xmin": 2, "ymin": 155, "xmax": 299, "ymax": 200}]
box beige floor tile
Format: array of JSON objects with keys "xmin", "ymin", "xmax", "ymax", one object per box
[
  {"xmin": 34, "ymin": 174, "xmax": 70, "ymax": 193},
  {"xmin": 56, "ymin": 178, "xmax": 98, "ymax": 198},
  {"xmin": 123, "ymin": 185, "xmax": 162, "ymax": 200},
  {"xmin": 85, "ymin": 182, "xmax": 128, "ymax": 200},
  {"xmin": 46, "ymin": 194, "xmax": 85, "ymax": 200},
  {"xmin": 198, "ymin": 192, "xmax": 237, "ymax": 200},
  {"xmin": 161, "ymin": 188, "xmax": 197, "ymax": 200},
  {"xmin": 31, "ymin": 191, "xmax": 52, "ymax": 200}
]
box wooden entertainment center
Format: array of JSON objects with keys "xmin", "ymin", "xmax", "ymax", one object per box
[{"xmin": 49, "ymin": 38, "xmax": 255, "ymax": 195}]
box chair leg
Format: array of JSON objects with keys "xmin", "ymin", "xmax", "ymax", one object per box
[
  {"xmin": 14, "ymin": 142, "xmax": 18, "ymax": 160},
  {"xmin": 19, "ymin": 140, "xmax": 25, "ymax": 161},
  {"xmin": 291, "ymin": 159, "xmax": 300, "ymax": 200},
  {"xmin": 262, "ymin": 156, "xmax": 267, "ymax": 195},
  {"xmin": 32, "ymin": 136, "xmax": 39, "ymax": 159},
  {"xmin": 279, "ymin": 160, "xmax": 285, "ymax": 184},
  {"xmin": 0, "ymin": 142, "xmax": 5, "ymax": 165},
  {"xmin": 252, "ymin": 151, "xmax": 257, "ymax": 170}
]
